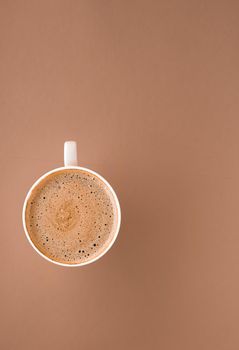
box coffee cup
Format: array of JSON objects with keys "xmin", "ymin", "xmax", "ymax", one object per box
[{"xmin": 22, "ymin": 141, "xmax": 121, "ymax": 267}]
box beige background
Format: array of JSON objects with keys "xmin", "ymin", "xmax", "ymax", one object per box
[{"xmin": 1, "ymin": 1, "xmax": 239, "ymax": 349}]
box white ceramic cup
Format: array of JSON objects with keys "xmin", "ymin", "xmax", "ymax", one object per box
[{"xmin": 22, "ymin": 141, "xmax": 121, "ymax": 267}]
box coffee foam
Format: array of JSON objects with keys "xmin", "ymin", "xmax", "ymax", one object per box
[{"xmin": 25, "ymin": 169, "xmax": 118, "ymax": 264}]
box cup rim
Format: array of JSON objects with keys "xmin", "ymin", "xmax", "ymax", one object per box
[{"xmin": 22, "ymin": 166, "xmax": 121, "ymax": 267}]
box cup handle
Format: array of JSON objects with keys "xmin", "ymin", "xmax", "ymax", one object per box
[{"xmin": 64, "ymin": 141, "xmax": 78, "ymax": 167}]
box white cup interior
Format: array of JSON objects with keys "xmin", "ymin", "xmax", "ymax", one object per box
[{"xmin": 22, "ymin": 166, "xmax": 121, "ymax": 267}]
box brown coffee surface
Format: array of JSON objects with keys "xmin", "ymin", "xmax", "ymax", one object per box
[{"xmin": 25, "ymin": 169, "xmax": 118, "ymax": 264}]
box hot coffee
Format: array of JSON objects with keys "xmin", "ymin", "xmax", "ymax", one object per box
[{"xmin": 25, "ymin": 169, "xmax": 118, "ymax": 264}]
